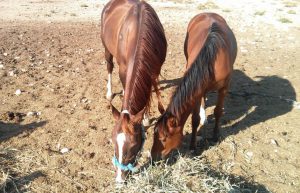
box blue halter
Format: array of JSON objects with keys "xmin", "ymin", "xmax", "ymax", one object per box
[{"xmin": 112, "ymin": 125, "xmax": 146, "ymax": 173}]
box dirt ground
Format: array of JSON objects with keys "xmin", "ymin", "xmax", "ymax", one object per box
[{"xmin": 0, "ymin": 0, "xmax": 299, "ymax": 192}]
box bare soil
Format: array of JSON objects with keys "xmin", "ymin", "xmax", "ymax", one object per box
[{"xmin": 0, "ymin": 0, "xmax": 299, "ymax": 192}]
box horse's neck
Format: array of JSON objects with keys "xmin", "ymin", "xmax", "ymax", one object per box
[{"xmin": 168, "ymin": 90, "xmax": 203, "ymax": 126}]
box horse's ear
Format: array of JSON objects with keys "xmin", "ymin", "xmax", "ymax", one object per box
[
  {"xmin": 166, "ymin": 115, "xmax": 178, "ymax": 135},
  {"xmin": 130, "ymin": 108, "xmax": 146, "ymax": 123},
  {"xmin": 111, "ymin": 103, "xmax": 120, "ymax": 120}
]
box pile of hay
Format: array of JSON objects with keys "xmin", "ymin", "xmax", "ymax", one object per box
[
  {"xmin": 113, "ymin": 154, "xmax": 264, "ymax": 193},
  {"xmin": 0, "ymin": 148, "xmax": 45, "ymax": 193}
]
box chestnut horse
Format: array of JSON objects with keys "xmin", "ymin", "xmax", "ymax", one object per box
[
  {"xmin": 151, "ymin": 13, "xmax": 237, "ymax": 160},
  {"xmin": 101, "ymin": 0, "xmax": 167, "ymax": 182}
]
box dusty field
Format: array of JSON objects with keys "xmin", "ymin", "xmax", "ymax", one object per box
[{"xmin": 0, "ymin": 0, "xmax": 300, "ymax": 192}]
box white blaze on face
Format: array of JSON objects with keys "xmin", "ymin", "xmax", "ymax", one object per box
[
  {"xmin": 106, "ymin": 73, "xmax": 112, "ymax": 100},
  {"xmin": 116, "ymin": 132, "xmax": 126, "ymax": 182},
  {"xmin": 199, "ymin": 105, "xmax": 206, "ymax": 125}
]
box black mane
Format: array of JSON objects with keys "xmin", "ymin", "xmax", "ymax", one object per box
[{"xmin": 168, "ymin": 23, "xmax": 226, "ymax": 120}]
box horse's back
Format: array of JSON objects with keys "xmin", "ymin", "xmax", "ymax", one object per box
[
  {"xmin": 101, "ymin": 0, "xmax": 136, "ymax": 57},
  {"xmin": 101, "ymin": 0, "xmax": 166, "ymax": 68},
  {"xmin": 185, "ymin": 13, "xmax": 237, "ymax": 90}
]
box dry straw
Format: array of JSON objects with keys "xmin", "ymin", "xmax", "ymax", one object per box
[{"xmin": 110, "ymin": 152, "xmax": 266, "ymax": 193}]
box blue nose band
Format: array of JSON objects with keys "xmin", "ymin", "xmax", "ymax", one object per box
[
  {"xmin": 112, "ymin": 156, "xmax": 138, "ymax": 173},
  {"xmin": 112, "ymin": 125, "xmax": 146, "ymax": 173}
]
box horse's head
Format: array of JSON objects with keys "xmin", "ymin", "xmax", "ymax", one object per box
[
  {"xmin": 151, "ymin": 112, "xmax": 183, "ymax": 161},
  {"xmin": 111, "ymin": 104, "xmax": 146, "ymax": 182}
]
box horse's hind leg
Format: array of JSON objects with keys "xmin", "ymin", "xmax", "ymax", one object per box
[
  {"xmin": 213, "ymin": 87, "xmax": 228, "ymax": 142},
  {"xmin": 190, "ymin": 101, "xmax": 200, "ymax": 150},
  {"xmin": 153, "ymin": 79, "xmax": 165, "ymax": 114},
  {"xmin": 105, "ymin": 48, "xmax": 114, "ymax": 101}
]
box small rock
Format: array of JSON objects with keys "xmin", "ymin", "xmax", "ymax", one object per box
[
  {"xmin": 8, "ymin": 70, "xmax": 17, "ymax": 76},
  {"xmin": 0, "ymin": 64, "xmax": 4, "ymax": 69},
  {"xmin": 0, "ymin": 112, "xmax": 25, "ymax": 122},
  {"xmin": 1, "ymin": 112, "xmax": 15, "ymax": 121},
  {"xmin": 3, "ymin": 53, "xmax": 8, "ymax": 56},
  {"xmin": 89, "ymin": 152, "xmax": 95, "ymax": 159},
  {"xmin": 15, "ymin": 89, "xmax": 22, "ymax": 96},
  {"xmin": 81, "ymin": 97, "xmax": 89, "ymax": 103},
  {"xmin": 27, "ymin": 111, "xmax": 36, "ymax": 116},
  {"xmin": 245, "ymin": 151, "xmax": 253, "ymax": 162},
  {"xmin": 270, "ymin": 139, "xmax": 279, "ymax": 146},
  {"xmin": 282, "ymin": 131, "xmax": 287, "ymax": 136},
  {"xmin": 60, "ymin": 148, "xmax": 69, "ymax": 154},
  {"xmin": 27, "ymin": 111, "xmax": 41, "ymax": 117}
]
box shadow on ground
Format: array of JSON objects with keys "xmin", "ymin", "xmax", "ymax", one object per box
[
  {"xmin": 0, "ymin": 170, "xmax": 46, "ymax": 193},
  {"xmin": 0, "ymin": 120, "xmax": 47, "ymax": 142},
  {"xmin": 0, "ymin": 147, "xmax": 46, "ymax": 193},
  {"xmin": 200, "ymin": 69, "xmax": 296, "ymax": 139},
  {"xmin": 158, "ymin": 69, "xmax": 296, "ymax": 145}
]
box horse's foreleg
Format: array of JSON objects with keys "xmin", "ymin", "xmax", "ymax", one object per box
[
  {"xmin": 142, "ymin": 112, "xmax": 150, "ymax": 127},
  {"xmin": 190, "ymin": 101, "xmax": 200, "ymax": 150},
  {"xmin": 213, "ymin": 87, "xmax": 228, "ymax": 141},
  {"xmin": 105, "ymin": 49, "xmax": 114, "ymax": 101},
  {"xmin": 153, "ymin": 80, "xmax": 165, "ymax": 114},
  {"xmin": 199, "ymin": 96, "xmax": 207, "ymax": 125}
]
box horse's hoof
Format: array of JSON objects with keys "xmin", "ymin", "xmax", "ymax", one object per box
[
  {"xmin": 212, "ymin": 136, "xmax": 219, "ymax": 143},
  {"xmin": 106, "ymin": 93, "xmax": 113, "ymax": 101},
  {"xmin": 200, "ymin": 118, "xmax": 208, "ymax": 125}
]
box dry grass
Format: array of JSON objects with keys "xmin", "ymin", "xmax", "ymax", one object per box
[
  {"xmin": 254, "ymin": 11, "xmax": 266, "ymax": 16},
  {"xmin": 80, "ymin": 4, "xmax": 89, "ymax": 8},
  {"xmin": 283, "ymin": 1, "xmax": 297, "ymax": 7},
  {"xmin": 0, "ymin": 148, "xmax": 46, "ymax": 193},
  {"xmin": 110, "ymin": 153, "xmax": 268, "ymax": 193},
  {"xmin": 279, "ymin": 17, "xmax": 292, "ymax": 23},
  {"xmin": 287, "ymin": 10, "xmax": 296, "ymax": 14},
  {"xmin": 222, "ymin": 9, "xmax": 231, "ymax": 13}
]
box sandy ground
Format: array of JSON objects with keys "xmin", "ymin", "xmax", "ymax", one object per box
[{"xmin": 0, "ymin": 0, "xmax": 300, "ymax": 192}]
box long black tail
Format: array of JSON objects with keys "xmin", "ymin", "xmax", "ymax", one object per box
[{"xmin": 169, "ymin": 22, "xmax": 226, "ymax": 118}]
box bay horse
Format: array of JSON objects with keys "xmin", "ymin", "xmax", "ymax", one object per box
[
  {"xmin": 151, "ymin": 13, "xmax": 237, "ymax": 160},
  {"xmin": 101, "ymin": 0, "xmax": 167, "ymax": 182}
]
